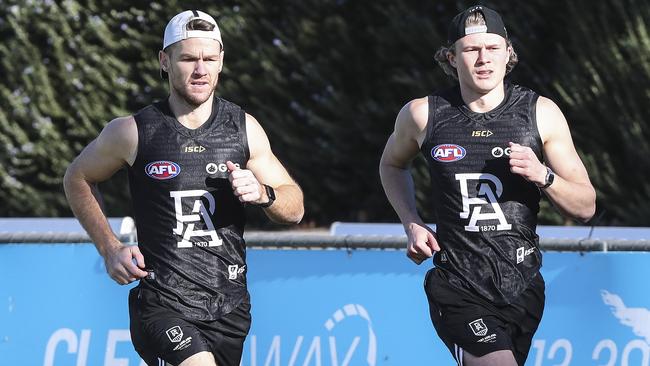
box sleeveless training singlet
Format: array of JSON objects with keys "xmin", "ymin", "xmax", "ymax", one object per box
[
  {"xmin": 421, "ymin": 83, "xmax": 543, "ymax": 305},
  {"xmin": 128, "ymin": 96, "xmax": 249, "ymax": 320}
]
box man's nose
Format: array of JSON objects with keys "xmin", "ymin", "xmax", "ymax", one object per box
[
  {"xmin": 194, "ymin": 59, "xmax": 207, "ymax": 75},
  {"xmin": 476, "ymin": 48, "xmax": 488, "ymax": 64}
]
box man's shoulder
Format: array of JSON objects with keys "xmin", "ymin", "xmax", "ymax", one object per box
[
  {"xmin": 430, "ymin": 84, "xmax": 459, "ymax": 97},
  {"xmin": 508, "ymin": 82, "xmax": 540, "ymax": 98},
  {"xmin": 106, "ymin": 115, "xmax": 136, "ymax": 131},
  {"xmin": 428, "ymin": 85, "xmax": 462, "ymax": 107},
  {"xmin": 215, "ymin": 96, "xmax": 244, "ymax": 113},
  {"xmin": 400, "ymin": 97, "xmax": 428, "ymax": 121},
  {"xmin": 132, "ymin": 101, "xmax": 165, "ymax": 120}
]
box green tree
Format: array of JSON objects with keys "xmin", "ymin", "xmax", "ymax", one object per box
[{"xmin": 0, "ymin": 0, "xmax": 648, "ymax": 227}]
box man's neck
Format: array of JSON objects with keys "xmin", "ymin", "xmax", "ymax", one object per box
[
  {"xmin": 168, "ymin": 92, "xmax": 215, "ymax": 129},
  {"xmin": 460, "ymin": 82, "xmax": 505, "ymax": 113}
]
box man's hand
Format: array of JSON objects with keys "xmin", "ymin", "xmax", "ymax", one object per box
[
  {"xmin": 227, "ymin": 161, "xmax": 268, "ymax": 205},
  {"xmin": 405, "ymin": 223, "xmax": 440, "ymax": 264},
  {"xmin": 508, "ymin": 142, "xmax": 547, "ymax": 187},
  {"xmin": 103, "ymin": 243, "xmax": 148, "ymax": 285}
]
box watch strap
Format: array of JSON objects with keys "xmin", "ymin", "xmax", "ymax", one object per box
[
  {"xmin": 540, "ymin": 167, "xmax": 554, "ymax": 189},
  {"xmin": 257, "ymin": 184, "xmax": 276, "ymax": 208}
]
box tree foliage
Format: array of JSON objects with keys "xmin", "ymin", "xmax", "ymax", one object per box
[{"xmin": 0, "ymin": 0, "xmax": 648, "ymax": 226}]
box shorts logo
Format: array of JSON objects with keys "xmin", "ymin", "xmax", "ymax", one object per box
[
  {"xmin": 173, "ymin": 337, "xmax": 193, "ymax": 351},
  {"xmin": 145, "ymin": 161, "xmax": 180, "ymax": 180},
  {"xmin": 469, "ymin": 318, "xmax": 488, "ymax": 336},
  {"xmin": 478, "ymin": 333, "xmax": 497, "ymax": 343},
  {"xmin": 166, "ymin": 326, "xmax": 183, "ymax": 343},
  {"xmin": 432, "ymin": 144, "xmax": 466, "ymax": 162}
]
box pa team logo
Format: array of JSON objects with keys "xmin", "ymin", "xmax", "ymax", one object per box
[
  {"xmin": 145, "ymin": 160, "xmax": 181, "ymax": 180},
  {"xmin": 432, "ymin": 144, "xmax": 466, "ymax": 162}
]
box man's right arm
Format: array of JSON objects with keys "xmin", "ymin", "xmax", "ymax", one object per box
[
  {"xmin": 63, "ymin": 116, "xmax": 147, "ymax": 284},
  {"xmin": 379, "ymin": 97, "xmax": 440, "ymax": 264}
]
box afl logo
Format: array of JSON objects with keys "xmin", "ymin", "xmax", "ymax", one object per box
[
  {"xmin": 145, "ymin": 161, "xmax": 181, "ymax": 180},
  {"xmin": 432, "ymin": 144, "xmax": 466, "ymax": 162}
]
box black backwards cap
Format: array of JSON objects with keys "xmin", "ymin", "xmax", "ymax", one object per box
[{"xmin": 447, "ymin": 5, "xmax": 508, "ymax": 44}]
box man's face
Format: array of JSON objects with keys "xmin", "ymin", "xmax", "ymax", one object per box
[
  {"xmin": 160, "ymin": 38, "xmax": 224, "ymax": 106},
  {"xmin": 448, "ymin": 33, "xmax": 510, "ymax": 94}
]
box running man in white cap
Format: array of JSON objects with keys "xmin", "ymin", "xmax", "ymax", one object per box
[
  {"xmin": 379, "ymin": 5, "xmax": 595, "ymax": 366},
  {"xmin": 64, "ymin": 9, "xmax": 304, "ymax": 366}
]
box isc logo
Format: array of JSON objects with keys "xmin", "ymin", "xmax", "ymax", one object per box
[
  {"xmin": 145, "ymin": 161, "xmax": 181, "ymax": 180},
  {"xmin": 432, "ymin": 144, "xmax": 466, "ymax": 162},
  {"xmin": 183, "ymin": 146, "xmax": 206, "ymax": 153},
  {"xmin": 471, "ymin": 130, "xmax": 493, "ymax": 137}
]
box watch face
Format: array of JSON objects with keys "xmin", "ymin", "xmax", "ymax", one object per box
[
  {"xmin": 265, "ymin": 185, "xmax": 276, "ymax": 200},
  {"xmin": 543, "ymin": 167, "xmax": 554, "ymax": 188}
]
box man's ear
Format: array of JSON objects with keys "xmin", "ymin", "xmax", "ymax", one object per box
[
  {"xmin": 159, "ymin": 50, "xmax": 169, "ymax": 72},
  {"xmin": 447, "ymin": 50, "xmax": 457, "ymax": 67},
  {"xmin": 217, "ymin": 50, "xmax": 224, "ymax": 73}
]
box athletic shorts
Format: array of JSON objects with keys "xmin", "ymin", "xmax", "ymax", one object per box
[
  {"xmin": 424, "ymin": 268, "xmax": 544, "ymax": 366},
  {"xmin": 129, "ymin": 287, "xmax": 251, "ymax": 366}
]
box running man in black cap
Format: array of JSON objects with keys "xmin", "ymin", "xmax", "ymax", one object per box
[
  {"xmin": 380, "ymin": 5, "xmax": 595, "ymax": 366},
  {"xmin": 64, "ymin": 9, "xmax": 304, "ymax": 366}
]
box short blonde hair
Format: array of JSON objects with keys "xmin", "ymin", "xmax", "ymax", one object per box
[{"xmin": 435, "ymin": 11, "xmax": 518, "ymax": 79}]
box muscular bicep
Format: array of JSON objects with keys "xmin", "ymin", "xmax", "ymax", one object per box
[
  {"xmin": 68, "ymin": 117, "xmax": 138, "ymax": 183},
  {"xmin": 245, "ymin": 114, "xmax": 297, "ymax": 187},
  {"xmin": 381, "ymin": 97, "xmax": 429, "ymax": 168},
  {"xmin": 537, "ymin": 97, "xmax": 591, "ymax": 185}
]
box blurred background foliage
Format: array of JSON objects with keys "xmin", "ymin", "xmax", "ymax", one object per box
[{"xmin": 0, "ymin": 0, "xmax": 648, "ymax": 226}]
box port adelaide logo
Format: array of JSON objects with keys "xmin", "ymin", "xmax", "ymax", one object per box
[
  {"xmin": 145, "ymin": 160, "xmax": 181, "ymax": 180},
  {"xmin": 432, "ymin": 144, "xmax": 466, "ymax": 162}
]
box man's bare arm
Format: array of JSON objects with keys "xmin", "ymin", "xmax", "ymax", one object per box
[
  {"xmin": 231, "ymin": 114, "xmax": 304, "ymax": 224},
  {"xmin": 63, "ymin": 116, "xmax": 147, "ymax": 284}
]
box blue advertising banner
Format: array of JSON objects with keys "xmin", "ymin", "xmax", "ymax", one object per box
[{"xmin": 1, "ymin": 244, "xmax": 649, "ymax": 365}]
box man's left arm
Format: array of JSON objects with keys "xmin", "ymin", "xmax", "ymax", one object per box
[
  {"xmin": 227, "ymin": 113, "xmax": 304, "ymax": 224},
  {"xmin": 508, "ymin": 96, "xmax": 596, "ymax": 222}
]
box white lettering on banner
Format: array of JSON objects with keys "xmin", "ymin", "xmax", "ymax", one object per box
[
  {"xmin": 304, "ymin": 337, "xmax": 322, "ymax": 366},
  {"xmin": 455, "ymin": 173, "xmax": 511, "ymax": 232},
  {"xmin": 170, "ymin": 190, "xmax": 223, "ymax": 248},
  {"xmin": 329, "ymin": 336, "xmax": 360, "ymax": 366},
  {"xmin": 623, "ymin": 340, "xmax": 650, "ymax": 366},
  {"xmin": 246, "ymin": 335, "xmax": 364, "ymax": 366},
  {"xmin": 244, "ymin": 304, "xmax": 376, "ymax": 366},
  {"xmin": 532, "ymin": 338, "xmax": 650, "ymax": 366},
  {"xmin": 263, "ymin": 335, "xmax": 280, "ymax": 366},
  {"xmin": 44, "ymin": 329, "xmax": 146, "ymax": 366},
  {"xmin": 44, "ymin": 328, "xmax": 90, "ymax": 366},
  {"xmin": 531, "ymin": 339, "xmax": 571, "ymax": 366},
  {"xmin": 105, "ymin": 330, "xmax": 132, "ymax": 366},
  {"xmin": 593, "ymin": 339, "xmax": 618, "ymax": 366},
  {"xmin": 288, "ymin": 336, "xmax": 304, "ymax": 366}
]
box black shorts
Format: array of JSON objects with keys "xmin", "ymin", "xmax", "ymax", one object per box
[
  {"xmin": 424, "ymin": 268, "xmax": 544, "ymax": 366},
  {"xmin": 129, "ymin": 287, "xmax": 251, "ymax": 366}
]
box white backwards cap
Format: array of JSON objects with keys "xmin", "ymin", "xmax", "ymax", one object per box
[{"xmin": 162, "ymin": 10, "xmax": 222, "ymax": 50}]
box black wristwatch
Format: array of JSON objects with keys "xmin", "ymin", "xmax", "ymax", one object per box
[
  {"xmin": 257, "ymin": 184, "xmax": 276, "ymax": 208},
  {"xmin": 540, "ymin": 167, "xmax": 555, "ymax": 189}
]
